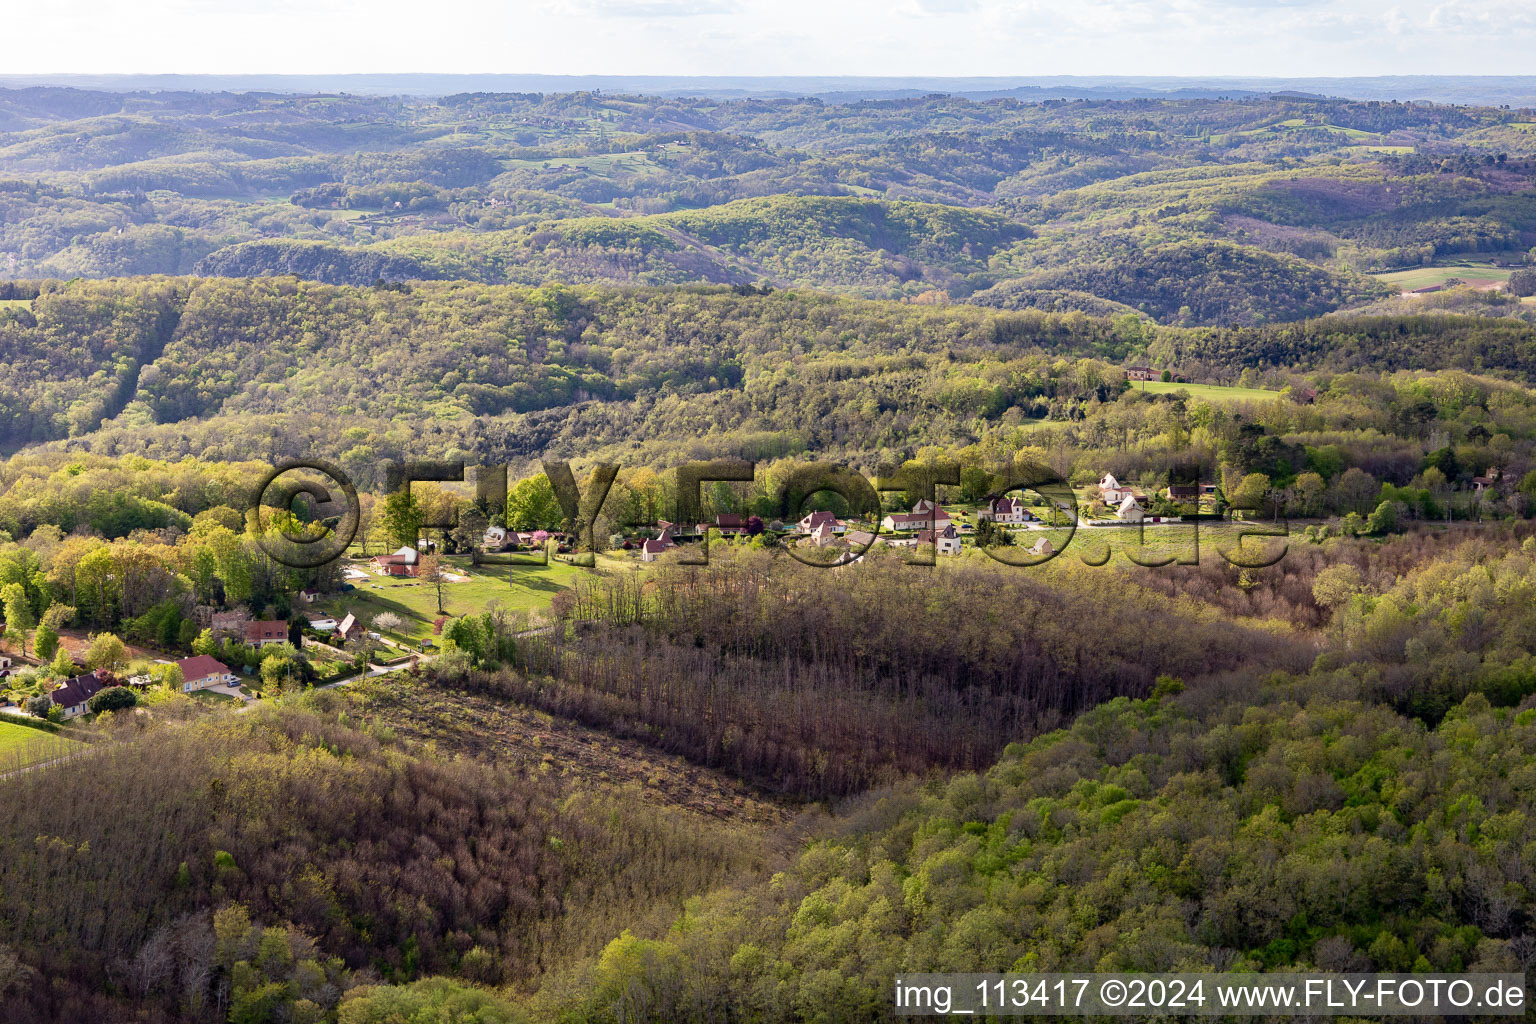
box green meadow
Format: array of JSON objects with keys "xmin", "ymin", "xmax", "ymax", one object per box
[
  {"xmin": 1131, "ymin": 380, "xmax": 1286, "ymax": 402},
  {"xmin": 1373, "ymin": 263, "xmax": 1512, "ymax": 291}
]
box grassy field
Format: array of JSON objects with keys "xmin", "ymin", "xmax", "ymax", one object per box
[
  {"xmin": 317, "ymin": 555, "xmax": 605, "ymax": 638},
  {"xmin": 1373, "ymin": 263, "xmax": 1512, "ymax": 291},
  {"xmin": 0, "ymin": 719, "xmax": 78, "ymax": 770},
  {"xmin": 1132, "ymin": 380, "xmax": 1284, "ymax": 402},
  {"xmin": 0, "ymin": 299, "xmax": 32, "ymax": 310},
  {"xmin": 1234, "ymin": 119, "xmax": 1384, "ymax": 143}
]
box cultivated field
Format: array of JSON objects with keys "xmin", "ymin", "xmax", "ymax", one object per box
[
  {"xmin": 1373, "ymin": 263, "xmax": 1513, "ymax": 291},
  {"xmin": 1131, "ymin": 380, "xmax": 1286, "ymax": 402}
]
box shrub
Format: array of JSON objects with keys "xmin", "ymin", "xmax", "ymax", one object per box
[{"xmin": 87, "ymin": 686, "xmax": 138, "ymax": 713}]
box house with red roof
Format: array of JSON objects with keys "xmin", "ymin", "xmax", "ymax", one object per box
[
  {"xmin": 176, "ymin": 655, "xmax": 236, "ymax": 692},
  {"xmin": 244, "ymin": 620, "xmax": 288, "ymax": 648}
]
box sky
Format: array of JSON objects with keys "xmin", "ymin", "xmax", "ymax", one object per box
[{"xmin": 11, "ymin": 0, "xmax": 1536, "ymax": 78}]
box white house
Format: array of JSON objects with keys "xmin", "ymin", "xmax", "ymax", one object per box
[
  {"xmin": 796, "ymin": 510, "xmax": 843, "ymax": 534},
  {"xmin": 978, "ymin": 496, "xmax": 1033, "ymax": 524},
  {"xmin": 880, "ymin": 504, "xmax": 953, "ymax": 532},
  {"xmin": 1117, "ymin": 495, "xmax": 1146, "ymax": 522},
  {"xmin": 50, "ymin": 671, "xmax": 106, "ymax": 719},
  {"xmin": 1026, "ymin": 536, "xmax": 1055, "ymax": 557},
  {"xmin": 1098, "ymin": 473, "xmax": 1139, "ymax": 506},
  {"xmin": 640, "ymin": 531, "xmax": 678, "ymax": 562},
  {"xmin": 176, "ymin": 655, "xmax": 237, "ymax": 692},
  {"xmin": 483, "ymin": 525, "xmax": 509, "ymax": 548},
  {"xmin": 917, "ymin": 524, "xmax": 963, "ymax": 556}
]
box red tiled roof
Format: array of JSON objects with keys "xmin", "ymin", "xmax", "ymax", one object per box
[
  {"xmin": 176, "ymin": 655, "xmax": 230, "ymax": 683},
  {"xmin": 244, "ymin": 620, "xmax": 288, "ymax": 642}
]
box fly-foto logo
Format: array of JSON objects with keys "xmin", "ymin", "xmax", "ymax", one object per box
[{"xmin": 248, "ymin": 458, "xmax": 1287, "ymax": 571}]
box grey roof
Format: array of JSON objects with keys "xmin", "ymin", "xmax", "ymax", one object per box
[{"xmin": 51, "ymin": 671, "xmax": 105, "ymax": 708}]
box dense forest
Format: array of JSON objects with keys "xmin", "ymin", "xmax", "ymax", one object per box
[
  {"xmin": 4, "ymin": 88, "xmax": 1536, "ymax": 323},
  {"xmin": 5, "ymin": 277, "xmax": 1536, "ymax": 489}
]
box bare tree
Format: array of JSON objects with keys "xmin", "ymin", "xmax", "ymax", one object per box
[{"xmin": 418, "ymin": 553, "xmax": 447, "ymax": 614}]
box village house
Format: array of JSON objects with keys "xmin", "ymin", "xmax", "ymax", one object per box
[
  {"xmin": 1165, "ymin": 484, "xmax": 1201, "ymax": 502},
  {"xmin": 1126, "ymin": 366, "xmax": 1158, "ymax": 381},
  {"xmin": 1096, "ymin": 473, "xmax": 1143, "ymax": 506},
  {"xmin": 297, "ymin": 588, "xmax": 319, "ymax": 604},
  {"xmin": 640, "ymin": 529, "xmax": 678, "ymax": 562},
  {"xmin": 809, "ymin": 522, "xmax": 841, "ymax": 547},
  {"xmin": 1117, "ymin": 495, "xmax": 1146, "ymax": 522},
  {"xmin": 714, "ymin": 513, "xmax": 747, "ymax": 536},
  {"xmin": 879, "ymin": 499, "xmax": 953, "ymax": 530},
  {"xmin": 823, "ymin": 530, "xmax": 879, "ymax": 566},
  {"xmin": 335, "ymin": 613, "xmax": 360, "ymax": 641},
  {"xmin": 50, "ymin": 671, "xmax": 105, "ymax": 719},
  {"xmin": 657, "ymin": 520, "xmax": 702, "ymax": 538},
  {"xmin": 1473, "ymin": 467, "xmax": 1502, "ymax": 493},
  {"xmin": 1026, "ymin": 536, "xmax": 1055, "ymax": 557},
  {"xmin": 371, "ymin": 546, "xmax": 419, "ymax": 574},
  {"xmin": 483, "ymin": 524, "xmax": 509, "ymax": 549},
  {"xmin": 977, "ymin": 496, "xmax": 1033, "ymax": 524},
  {"xmin": 796, "ymin": 510, "xmax": 843, "ymax": 534},
  {"xmin": 844, "ymin": 529, "xmax": 879, "ymax": 551},
  {"xmin": 916, "ymin": 523, "xmax": 963, "ymax": 556},
  {"xmin": 175, "ymin": 655, "xmax": 236, "ymax": 693},
  {"xmin": 244, "ymin": 620, "xmax": 289, "ymax": 648}
]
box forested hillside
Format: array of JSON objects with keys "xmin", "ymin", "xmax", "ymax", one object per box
[
  {"xmin": 5, "ymin": 276, "xmax": 1536, "ymax": 485},
  {"xmin": 4, "ymin": 89, "xmax": 1535, "ymax": 324}
]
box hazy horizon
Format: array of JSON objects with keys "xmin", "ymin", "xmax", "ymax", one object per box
[{"xmin": 6, "ymin": 73, "xmax": 1536, "ymax": 106}]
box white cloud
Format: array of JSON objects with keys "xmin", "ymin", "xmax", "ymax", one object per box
[
  {"xmin": 560, "ymin": 0, "xmax": 740, "ymax": 16},
  {"xmin": 902, "ymin": 0, "xmax": 984, "ymax": 16},
  {"xmin": 5, "ymin": 0, "xmax": 1536, "ymax": 77}
]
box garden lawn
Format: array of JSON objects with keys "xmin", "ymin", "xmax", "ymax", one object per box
[{"xmin": 316, "ymin": 555, "xmax": 599, "ymax": 639}]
